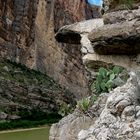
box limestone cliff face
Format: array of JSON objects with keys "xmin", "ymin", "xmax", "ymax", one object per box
[{"xmin": 0, "ymin": 0, "xmax": 94, "ymax": 98}]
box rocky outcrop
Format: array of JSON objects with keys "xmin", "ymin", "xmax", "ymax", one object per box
[
  {"xmin": 0, "ymin": 0, "xmax": 96, "ymax": 98},
  {"xmin": 103, "ymin": 0, "xmax": 140, "ymax": 12},
  {"xmin": 56, "ymin": 19, "xmax": 104, "ymax": 44},
  {"xmin": 78, "ymin": 76, "xmax": 140, "ymax": 140},
  {"xmin": 50, "ymin": 1, "xmax": 140, "ymax": 140},
  {"xmin": 55, "ymin": 5, "xmax": 140, "ymax": 70},
  {"xmin": 50, "ymin": 112, "xmax": 94, "ymax": 140},
  {"xmin": 88, "ymin": 18, "xmax": 140, "ymax": 55},
  {"xmin": 49, "ymin": 93, "xmax": 110, "ymax": 140}
]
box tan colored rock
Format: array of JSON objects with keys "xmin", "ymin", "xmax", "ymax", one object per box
[
  {"xmin": 83, "ymin": 53, "xmax": 140, "ymax": 70},
  {"xmin": 103, "ymin": 0, "xmax": 140, "ymax": 12},
  {"xmin": 49, "ymin": 93, "xmax": 109, "ymax": 140},
  {"xmin": 103, "ymin": 7, "xmax": 140, "ymax": 24},
  {"xmin": 49, "ymin": 112, "xmax": 95, "ymax": 140},
  {"xmin": 55, "ymin": 19, "xmax": 104, "ymax": 44},
  {"xmin": 88, "ymin": 19, "xmax": 140, "ymax": 55}
]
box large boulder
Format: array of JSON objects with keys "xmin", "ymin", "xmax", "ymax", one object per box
[
  {"xmin": 55, "ymin": 19, "xmax": 104, "ymax": 44},
  {"xmin": 88, "ymin": 19, "xmax": 140, "ymax": 55}
]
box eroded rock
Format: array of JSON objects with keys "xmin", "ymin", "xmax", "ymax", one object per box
[
  {"xmin": 55, "ymin": 19, "xmax": 104, "ymax": 44},
  {"xmin": 78, "ymin": 77, "xmax": 140, "ymax": 140},
  {"xmin": 88, "ymin": 19, "xmax": 140, "ymax": 55},
  {"xmin": 49, "ymin": 93, "xmax": 110, "ymax": 140}
]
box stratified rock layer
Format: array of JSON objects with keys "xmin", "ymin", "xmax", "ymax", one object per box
[
  {"xmin": 55, "ymin": 19, "xmax": 104, "ymax": 44},
  {"xmin": 0, "ymin": 58, "xmax": 75, "ymax": 121},
  {"xmin": 89, "ymin": 19, "xmax": 140, "ymax": 55}
]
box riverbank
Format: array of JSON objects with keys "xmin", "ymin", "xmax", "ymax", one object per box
[
  {"xmin": 0, "ymin": 113, "xmax": 61, "ymax": 131},
  {"xmin": 0, "ymin": 125, "xmax": 50, "ymax": 134},
  {"xmin": 0, "ymin": 126, "xmax": 50, "ymax": 140}
]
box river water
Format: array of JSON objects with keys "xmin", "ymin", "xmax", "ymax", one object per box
[{"xmin": 0, "ymin": 126, "xmax": 50, "ymax": 140}]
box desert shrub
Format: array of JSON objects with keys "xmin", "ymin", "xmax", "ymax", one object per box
[
  {"xmin": 76, "ymin": 96, "xmax": 97, "ymax": 113},
  {"xmin": 58, "ymin": 102, "xmax": 74, "ymax": 117},
  {"xmin": 91, "ymin": 66, "xmax": 129, "ymax": 94}
]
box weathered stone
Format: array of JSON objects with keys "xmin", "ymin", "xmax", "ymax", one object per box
[
  {"xmin": 51, "ymin": 2, "xmax": 140, "ymax": 140},
  {"xmin": 49, "ymin": 93, "xmax": 110, "ymax": 140},
  {"xmin": 55, "ymin": 19, "xmax": 104, "ymax": 44},
  {"xmin": 0, "ymin": 59, "xmax": 75, "ymax": 120},
  {"xmin": 49, "ymin": 111, "xmax": 95, "ymax": 140},
  {"xmin": 103, "ymin": 7, "xmax": 140, "ymax": 24},
  {"xmin": 88, "ymin": 19, "xmax": 140, "ymax": 55},
  {"xmin": 83, "ymin": 53, "xmax": 140, "ymax": 70},
  {"xmin": 78, "ymin": 77, "xmax": 140, "ymax": 140},
  {"xmin": 103, "ymin": 0, "xmax": 140, "ymax": 12},
  {"xmin": 0, "ymin": 0, "xmax": 96, "ymax": 99}
]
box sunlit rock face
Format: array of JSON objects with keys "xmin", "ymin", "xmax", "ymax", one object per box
[{"xmin": 0, "ymin": 0, "xmax": 98, "ymax": 98}]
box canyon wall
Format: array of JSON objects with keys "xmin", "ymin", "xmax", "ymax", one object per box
[{"xmin": 0, "ymin": 0, "xmax": 95, "ymax": 98}]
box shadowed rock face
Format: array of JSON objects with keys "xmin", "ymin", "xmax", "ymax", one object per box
[
  {"xmin": 55, "ymin": 19, "xmax": 104, "ymax": 44},
  {"xmin": 55, "ymin": 31, "xmax": 81, "ymax": 44},
  {"xmin": 0, "ymin": 0, "xmax": 96, "ymax": 98},
  {"xmin": 0, "ymin": 0, "xmax": 38, "ymax": 64},
  {"xmin": 35, "ymin": 0, "xmax": 94, "ymax": 98}
]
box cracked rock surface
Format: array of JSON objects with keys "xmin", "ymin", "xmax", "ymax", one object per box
[{"xmin": 78, "ymin": 77, "xmax": 140, "ymax": 140}]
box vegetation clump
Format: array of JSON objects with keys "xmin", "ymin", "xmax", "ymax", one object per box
[
  {"xmin": 0, "ymin": 59, "xmax": 61, "ymax": 90},
  {"xmin": 91, "ymin": 66, "xmax": 129, "ymax": 94}
]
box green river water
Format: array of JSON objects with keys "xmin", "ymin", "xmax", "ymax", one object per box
[{"xmin": 0, "ymin": 126, "xmax": 50, "ymax": 140}]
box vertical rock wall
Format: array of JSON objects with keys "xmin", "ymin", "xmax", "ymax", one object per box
[
  {"xmin": 35, "ymin": 0, "xmax": 93, "ymax": 98},
  {"xmin": 0, "ymin": 0, "xmax": 94, "ymax": 98}
]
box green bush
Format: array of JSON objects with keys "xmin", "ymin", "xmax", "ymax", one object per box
[
  {"xmin": 91, "ymin": 66, "xmax": 129, "ymax": 94},
  {"xmin": 58, "ymin": 102, "xmax": 74, "ymax": 117},
  {"xmin": 76, "ymin": 97, "xmax": 91, "ymax": 113},
  {"xmin": 76, "ymin": 95, "xmax": 97, "ymax": 114}
]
